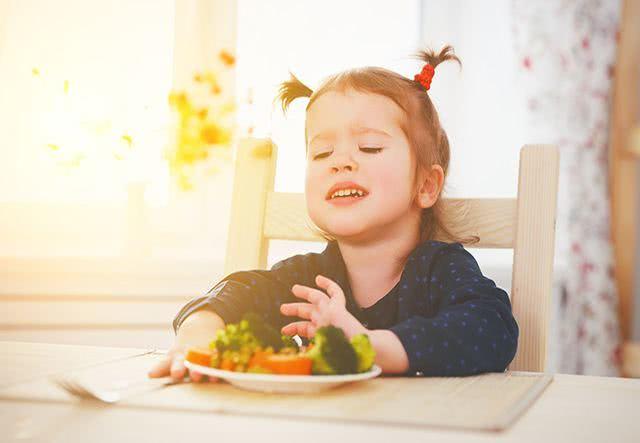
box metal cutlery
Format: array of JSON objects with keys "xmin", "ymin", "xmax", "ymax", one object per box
[{"xmin": 51, "ymin": 375, "xmax": 185, "ymax": 403}]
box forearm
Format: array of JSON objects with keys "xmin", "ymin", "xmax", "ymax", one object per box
[
  {"xmin": 175, "ymin": 309, "xmax": 226, "ymax": 349},
  {"xmin": 339, "ymin": 319, "xmax": 409, "ymax": 374},
  {"xmin": 365, "ymin": 329, "xmax": 410, "ymax": 374}
]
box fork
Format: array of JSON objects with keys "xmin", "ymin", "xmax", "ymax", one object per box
[{"xmin": 51, "ymin": 375, "xmax": 186, "ymax": 403}]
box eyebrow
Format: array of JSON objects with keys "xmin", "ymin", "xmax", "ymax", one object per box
[{"xmin": 308, "ymin": 126, "xmax": 392, "ymax": 147}]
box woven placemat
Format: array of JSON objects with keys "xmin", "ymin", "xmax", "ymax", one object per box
[{"xmin": 0, "ymin": 352, "xmax": 552, "ymax": 431}]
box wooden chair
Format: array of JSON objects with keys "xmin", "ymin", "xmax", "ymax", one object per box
[
  {"xmin": 611, "ymin": 0, "xmax": 640, "ymax": 377},
  {"xmin": 224, "ymin": 137, "xmax": 559, "ymax": 372}
]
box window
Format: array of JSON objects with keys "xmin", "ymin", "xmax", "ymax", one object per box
[{"xmin": 0, "ymin": 0, "xmax": 231, "ymax": 297}]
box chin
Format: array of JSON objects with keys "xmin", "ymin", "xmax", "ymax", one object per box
[{"xmin": 319, "ymin": 221, "xmax": 374, "ymax": 242}]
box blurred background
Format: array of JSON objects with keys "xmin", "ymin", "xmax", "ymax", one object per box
[{"xmin": 0, "ymin": 0, "xmax": 638, "ymax": 377}]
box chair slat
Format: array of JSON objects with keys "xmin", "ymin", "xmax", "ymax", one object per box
[
  {"xmin": 509, "ymin": 145, "xmax": 559, "ymax": 372},
  {"xmin": 264, "ymin": 193, "xmax": 517, "ymax": 248},
  {"xmin": 224, "ymin": 138, "xmax": 277, "ymax": 275},
  {"xmin": 263, "ymin": 192, "xmax": 323, "ymax": 242},
  {"xmin": 434, "ymin": 198, "xmax": 517, "ymax": 248}
]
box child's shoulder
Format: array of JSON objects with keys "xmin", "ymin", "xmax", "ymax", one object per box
[
  {"xmin": 408, "ymin": 240, "xmax": 480, "ymax": 270},
  {"xmin": 270, "ymin": 241, "xmax": 337, "ymax": 272},
  {"xmin": 410, "ymin": 239, "xmax": 467, "ymax": 258}
]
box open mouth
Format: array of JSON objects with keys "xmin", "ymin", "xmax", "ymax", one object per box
[
  {"xmin": 324, "ymin": 182, "xmax": 370, "ymax": 206},
  {"xmin": 325, "ymin": 188, "xmax": 369, "ymax": 206},
  {"xmin": 326, "ymin": 188, "xmax": 369, "ymax": 200}
]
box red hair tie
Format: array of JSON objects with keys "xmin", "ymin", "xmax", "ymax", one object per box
[{"xmin": 414, "ymin": 63, "xmax": 435, "ymax": 91}]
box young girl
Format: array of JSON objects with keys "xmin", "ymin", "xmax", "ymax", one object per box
[{"xmin": 149, "ymin": 45, "xmax": 519, "ymax": 382}]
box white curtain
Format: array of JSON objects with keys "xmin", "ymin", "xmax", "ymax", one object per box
[
  {"xmin": 420, "ymin": 0, "xmax": 623, "ymax": 375},
  {"xmin": 512, "ymin": 0, "xmax": 623, "ymax": 376}
]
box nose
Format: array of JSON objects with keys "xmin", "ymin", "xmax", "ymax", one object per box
[{"xmin": 329, "ymin": 151, "xmax": 358, "ymax": 173}]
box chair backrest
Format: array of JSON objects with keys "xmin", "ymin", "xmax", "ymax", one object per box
[{"xmin": 224, "ymin": 137, "xmax": 559, "ymax": 372}]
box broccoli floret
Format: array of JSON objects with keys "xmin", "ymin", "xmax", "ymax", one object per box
[
  {"xmin": 305, "ymin": 326, "xmax": 358, "ymax": 375},
  {"xmin": 242, "ymin": 312, "xmax": 296, "ymax": 352},
  {"xmin": 213, "ymin": 320, "xmax": 258, "ymax": 353},
  {"xmin": 350, "ymin": 334, "xmax": 375, "ymax": 372},
  {"xmin": 212, "ymin": 312, "xmax": 300, "ymax": 356}
]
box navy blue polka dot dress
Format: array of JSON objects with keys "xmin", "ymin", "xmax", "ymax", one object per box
[{"xmin": 173, "ymin": 240, "xmax": 519, "ymax": 376}]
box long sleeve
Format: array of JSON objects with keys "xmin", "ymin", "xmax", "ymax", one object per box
[
  {"xmin": 389, "ymin": 243, "xmax": 519, "ymax": 376},
  {"xmin": 172, "ymin": 251, "xmax": 328, "ymax": 335}
]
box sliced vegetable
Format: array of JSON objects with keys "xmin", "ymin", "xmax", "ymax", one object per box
[
  {"xmin": 220, "ymin": 357, "xmax": 235, "ymax": 371},
  {"xmin": 247, "ymin": 365, "xmax": 274, "ymax": 374},
  {"xmin": 185, "ymin": 347, "xmax": 213, "ymax": 367},
  {"xmin": 248, "ymin": 347, "xmax": 274, "ymax": 370},
  {"xmin": 261, "ymin": 354, "xmax": 313, "ymax": 375}
]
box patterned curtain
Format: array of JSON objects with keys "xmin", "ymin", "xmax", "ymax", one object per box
[{"xmin": 511, "ymin": 0, "xmax": 622, "ymax": 375}]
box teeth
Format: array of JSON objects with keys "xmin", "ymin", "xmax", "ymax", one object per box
[{"xmin": 330, "ymin": 188, "xmax": 366, "ymax": 199}]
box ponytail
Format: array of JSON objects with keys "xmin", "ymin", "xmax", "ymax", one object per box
[
  {"xmin": 275, "ymin": 71, "xmax": 313, "ymax": 114},
  {"xmin": 413, "ymin": 45, "xmax": 461, "ymax": 70}
]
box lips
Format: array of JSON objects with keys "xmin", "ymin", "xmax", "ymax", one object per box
[{"xmin": 325, "ymin": 181, "xmax": 369, "ymax": 200}]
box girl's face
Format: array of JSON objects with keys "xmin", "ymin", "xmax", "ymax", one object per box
[{"xmin": 305, "ymin": 89, "xmax": 423, "ymax": 243}]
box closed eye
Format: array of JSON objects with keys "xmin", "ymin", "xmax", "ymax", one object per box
[
  {"xmin": 360, "ymin": 147, "xmax": 383, "ymax": 154},
  {"xmin": 312, "ymin": 147, "xmax": 383, "ymax": 160},
  {"xmin": 312, "ymin": 151, "xmax": 331, "ymax": 160}
]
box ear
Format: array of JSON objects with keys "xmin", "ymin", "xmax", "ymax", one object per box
[{"xmin": 416, "ymin": 164, "xmax": 444, "ymax": 209}]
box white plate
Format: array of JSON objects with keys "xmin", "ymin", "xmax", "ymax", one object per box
[{"xmin": 184, "ymin": 360, "xmax": 382, "ymax": 394}]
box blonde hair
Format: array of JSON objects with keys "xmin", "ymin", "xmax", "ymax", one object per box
[{"xmin": 275, "ymin": 45, "xmax": 479, "ymax": 246}]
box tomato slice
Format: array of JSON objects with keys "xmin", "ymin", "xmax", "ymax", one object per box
[
  {"xmin": 248, "ymin": 349, "xmax": 272, "ymax": 370},
  {"xmin": 185, "ymin": 347, "xmax": 212, "ymax": 367},
  {"xmin": 261, "ymin": 354, "xmax": 312, "ymax": 375}
]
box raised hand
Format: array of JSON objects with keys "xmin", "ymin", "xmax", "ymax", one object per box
[{"xmin": 280, "ymin": 274, "xmax": 366, "ymax": 339}]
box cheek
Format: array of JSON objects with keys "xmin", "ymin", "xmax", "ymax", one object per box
[
  {"xmin": 305, "ymin": 166, "xmax": 321, "ymax": 197},
  {"xmin": 373, "ymin": 160, "xmax": 413, "ymax": 197},
  {"xmin": 305, "ymin": 168, "xmax": 323, "ymax": 213}
]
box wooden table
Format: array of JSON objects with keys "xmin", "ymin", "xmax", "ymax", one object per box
[{"xmin": 1, "ymin": 341, "xmax": 639, "ymax": 442}]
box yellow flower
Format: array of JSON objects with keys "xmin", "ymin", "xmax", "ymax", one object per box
[
  {"xmin": 168, "ymin": 91, "xmax": 190, "ymax": 113},
  {"xmin": 121, "ymin": 134, "xmax": 133, "ymax": 148},
  {"xmin": 200, "ymin": 123, "xmax": 231, "ymax": 145},
  {"xmin": 219, "ymin": 50, "xmax": 236, "ymax": 67},
  {"xmin": 167, "ymin": 59, "xmax": 236, "ymax": 190}
]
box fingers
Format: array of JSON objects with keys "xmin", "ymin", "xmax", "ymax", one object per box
[
  {"xmin": 280, "ymin": 302, "xmax": 313, "ymax": 319},
  {"xmin": 291, "ymin": 284, "xmax": 327, "ymax": 305},
  {"xmin": 151, "ymin": 348, "xmax": 220, "ymax": 383},
  {"xmin": 170, "ymin": 352, "xmax": 187, "ymax": 381},
  {"xmin": 189, "ymin": 370, "xmax": 206, "ymax": 383},
  {"xmin": 148, "ymin": 357, "xmax": 171, "ymax": 378},
  {"xmin": 315, "ymin": 274, "xmax": 345, "ymax": 302},
  {"xmin": 281, "ymin": 321, "xmax": 316, "ymax": 338}
]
